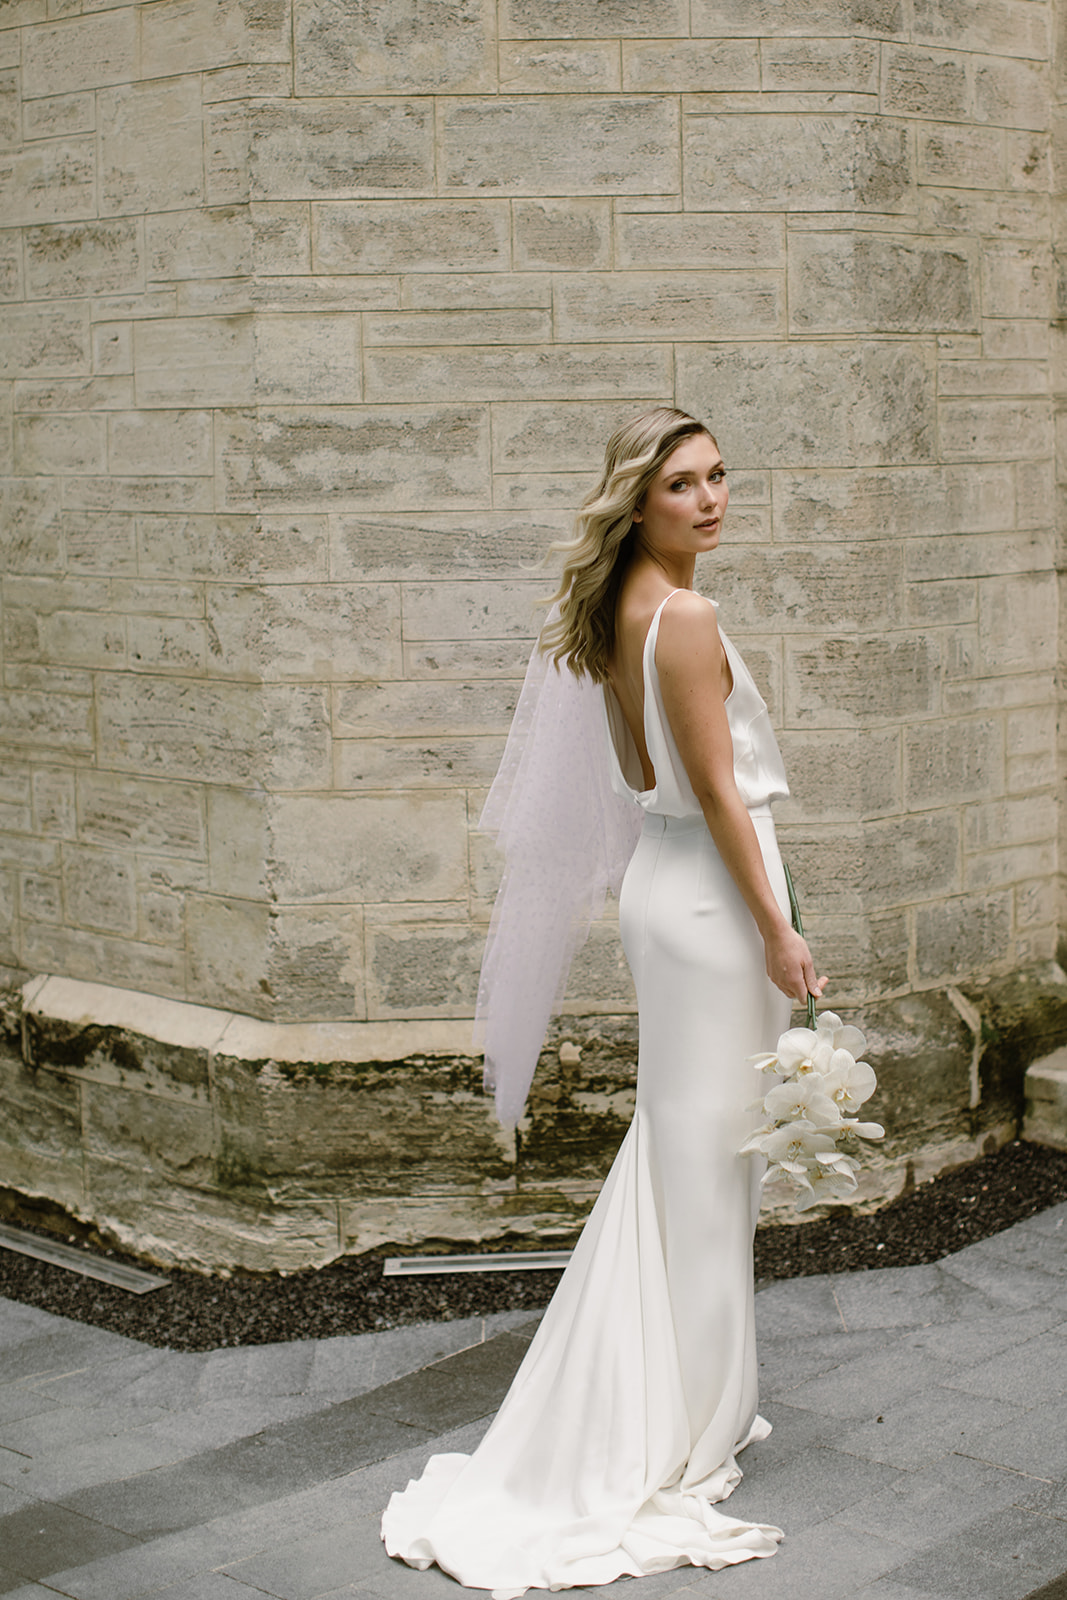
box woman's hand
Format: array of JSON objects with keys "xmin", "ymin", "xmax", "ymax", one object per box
[{"xmin": 762, "ymin": 922, "xmax": 828, "ymax": 1006}]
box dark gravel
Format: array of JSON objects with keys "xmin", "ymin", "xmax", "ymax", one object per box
[{"xmin": 1, "ymin": 1139, "xmax": 1066, "ymax": 1353}]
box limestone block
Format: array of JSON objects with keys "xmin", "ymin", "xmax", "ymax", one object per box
[
  {"xmin": 206, "ymin": 785, "xmax": 269, "ymax": 899},
  {"xmin": 35, "ymin": 608, "xmax": 127, "ymax": 670},
  {"xmin": 713, "ymin": 544, "xmax": 902, "ymax": 633},
  {"xmin": 93, "ymin": 322, "xmax": 133, "ymax": 377},
  {"xmin": 134, "ymin": 316, "xmax": 253, "ymax": 408},
  {"xmin": 14, "ymin": 376, "xmax": 136, "ymax": 416},
  {"xmin": 251, "ymin": 277, "xmax": 397, "ymax": 312},
  {"xmin": 964, "ymin": 792, "xmax": 1057, "ymax": 855},
  {"xmin": 974, "ymin": 55, "xmax": 1046, "ymax": 131},
  {"xmin": 773, "ymin": 464, "xmax": 1013, "ymax": 542},
  {"xmin": 206, "ymin": 104, "xmax": 250, "ymax": 206},
  {"xmin": 14, "ymin": 412, "xmax": 106, "ymax": 475},
  {"xmin": 62, "ymin": 844, "xmax": 136, "ymax": 936},
  {"xmin": 882, "ymin": 43, "xmax": 969, "ymax": 119},
  {"xmin": 1024, "ymin": 1047, "xmax": 1067, "ymax": 1152},
  {"xmin": 905, "ymin": 717, "xmax": 1004, "ymax": 809},
  {"xmin": 500, "ymin": 40, "xmax": 620, "ymax": 93},
  {"xmin": 774, "ymin": 727, "xmax": 901, "ymax": 822},
  {"xmin": 84, "ymin": 1082, "xmax": 214, "ymax": 1180},
  {"xmin": 906, "ymin": 578, "xmax": 977, "ymax": 626},
  {"xmin": 0, "ymin": 775, "xmax": 30, "ymax": 835},
  {"xmin": 0, "ymin": 230, "xmax": 20, "ymax": 301},
  {"xmin": 205, "ymin": 582, "xmax": 401, "ymax": 682},
  {"xmin": 760, "ymin": 37, "xmax": 879, "ymax": 92},
  {"xmin": 364, "ymin": 343, "xmax": 671, "ymax": 406},
  {"xmin": 982, "ymin": 240, "xmax": 1052, "ymax": 319},
  {"xmin": 366, "ymin": 919, "xmax": 481, "ymax": 1018},
  {"xmin": 0, "ymin": 479, "xmax": 64, "ymax": 573},
  {"xmin": 440, "ymin": 97, "xmax": 679, "ymax": 196},
  {"xmin": 0, "ymin": 689, "xmax": 94, "ymax": 753},
  {"xmin": 107, "ymin": 409, "xmax": 212, "ymax": 478},
  {"xmin": 786, "ymin": 632, "xmax": 941, "ymax": 727},
  {"xmin": 622, "ymin": 39, "xmax": 758, "ymax": 92},
  {"xmin": 554, "ymin": 270, "xmax": 783, "ymax": 342},
  {"xmin": 264, "ymin": 904, "xmax": 366, "ymax": 1022},
  {"xmin": 333, "ymin": 679, "xmax": 517, "ymax": 739},
  {"xmin": 202, "ymin": 63, "xmax": 292, "ymax": 100},
  {"xmin": 399, "ymin": 579, "xmax": 543, "ymax": 642},
  {"xmin": 216, "ymin": 404, "xmax": 490, "ymax": 511},
  {"xmin": 95, "ymin": 675, "xmax": 333, "ymax": 787},
  {"xmin": 137, "ymin": 512, "xmax": 325, "ymax": 582},
  {"xmin": 402, "ymin": 275, "xmax": 553, "ymax": 312},
  {"xmin": 0, "ymin": 831, "xmax": 59, "ymax": 874},
  {"xmin": 110, "ymin": 576, "xmax": 204, "ymax": 618},
  {"xmin": 185, "ymin": 892, "xmax": 272, "ymax": 1016},
  {"xmin": 864, "ymin": 812, "xmax": 962, "ymax": 904},
  {"xmin": 906, "ymin": 530, "xmax": 1051, "ymax": 582},
  {"xmin": 252, "ymin": 202, "xmax": 311, "ymax": 275},
  {"xmin": 64, "ymin": 477, "xmax": 210, "ymax": 517},
  {"xmin": 497, "ymin": 471, "xmax": 597, "ymax": 510},
  {"xmin": 683, "ymin": 115, "xmax": 912, "ymax": 212},
  {"xmin": 965, "ymin": 837, "xmax": 1055, "ymax": 893},
  {"xmin": 146, "ymin": 207, "xmax": 251, "ymax": 282},
  {"xmin": 249, "ymin": 100, "xmax": 434, "ymax": 200},
  {"xmin": 403, "ymin": 642, "xmax": 531, "ymax": 683},
  {"xmin": 296, "ymin": 0, "xmax": 492, "ymax": 94},
  {"xmin": 250, "ymin": 313, "xmax": 360, "ymax": 404},
  {"xmin": 99, "ymin": 78, "xmax": 203, "ymax": 216},
  {"xmin": 500, "ymin": 0, "xmax": 685, "ymax": 35},
  {"xmin": 21, "ymin": 872, "xmax": 61, "ymax": 922},
  {"xmin": 1016, "ymin": 877, "xmax": 1058, "ymax": 934},
  {"xmin": 799, "ymin": 907, "xmax": 910, "ymax": 998},
  {"xmin": 23, "ymin": 220, "xmax": 142, "ymax": 300},
  {"xmin": 365, "ymin": 309, "xmax": 550, "ymax": 346},
  {"xmin": 74, "ymin": 774, "xmax": 201, "ymax": 863},
  {"xmin": 62, "ymin": 512, "xmax": 134, "ymax": 575},
  {"xmin": 313, "ymin": 200, "xmax": 510, "ymax": 274},
  {"xmin": 331, "ymin": 508, "xmax": 563, "ymax": 585},
  {"xmin": 22, "ymin": 9, "xmax": 137, "ymax": 96},
  {"xmin": 0, "ymin": 1060, "xmax": 84, "ymax": 1213},
  {"xmin": 334, "ymin": 736, "xmax": 504, "ymax": 790},
  {"xmin": 676, "ymin": 342, "xmax": 935, "ymax": 467},
  {"xmin": 937, "ymin": 359, "xmax": 1047, "ymax": 397},
  {"xmin": 0, "ymin": 137, "xmax": 96, "ymax": 225},
  {"xmin": 269, "ymin": 793, "xmax": 469, "ymax": 903},
  {"xmin": 513, "ymin": 200, "xmax": 611, "ymax": 272},
  {"xmin": 1005, "ymin": 130, "xmax": 1049, "ymax": 192},
  {"xmin": 789, "ymin": 233, "xmax": 976, "ymax": 334},
  {"xmin": 939, "ymin": 399, "xmax": 1051, "ymax": 462},
  {"xmin": 1015, "ymin": 462, "xmax": 1054, "ymax": 529},
  {"xmin": 141, "ymin": 0, "xmax": 291, "ymax": 78},
  {"xmin": 1006, "ymin": 704, "xmax": 1057, "ymax": 788},
  {"xmin": 616, "ymin": 212, "xmax": 783, "ymax": 271},
  {"xmin": 21, "ymin": 89, "xmax": 94, "ymax": 139},
  {"xmin": 914, "ymin": 0, "xmax": 1047, "ymax": 59},
  {"xmin": 0, "ymin": 303, "xmax": 88, "ymax": 378},
  {"xmin": 690, "ymin": 0, "xmax": 905, "ymax": 33},
  {"xmin": 492, "ymin": 398, "xmax": 671, "ymax": 472},
  {"xmin": 0, "ymin": 68, "xmax": 18, "ymax": 149}
]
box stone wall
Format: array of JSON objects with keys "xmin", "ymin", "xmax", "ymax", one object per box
[{"xmin": 1, "ymin": 0, "xmax": 1065, "ymax": 1266}]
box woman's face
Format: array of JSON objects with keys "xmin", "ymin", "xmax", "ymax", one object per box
[{"xmin": 632, "ymin": 433, "xmax": 728, "ymax": 559}]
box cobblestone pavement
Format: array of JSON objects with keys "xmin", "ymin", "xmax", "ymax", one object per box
[{"xmin": 0, "ymin": 1205, "xmax": 1065, "ymax": 1600}]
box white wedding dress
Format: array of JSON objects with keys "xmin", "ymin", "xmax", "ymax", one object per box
[{"xmin": 382, "ymin": 592, "xmax": 792, "ymax": 1592}]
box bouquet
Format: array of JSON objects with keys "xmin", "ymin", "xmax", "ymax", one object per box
[{"xmin": 740, "ymin": 866, "xmax": 884, "ymax": 1211}]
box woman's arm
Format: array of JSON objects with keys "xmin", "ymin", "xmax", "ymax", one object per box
[{"xmin": 655, "ymin": 591, "xmax": 825, "ymax": 1005}]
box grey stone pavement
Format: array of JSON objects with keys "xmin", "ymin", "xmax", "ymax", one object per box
[{"xmin": 1, "ymin": 1207, "xmax": 1066, "ymax": 1600}]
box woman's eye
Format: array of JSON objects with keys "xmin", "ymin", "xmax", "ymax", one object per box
[{"xmin": 670, "ymin": 479, "xmax": 687, "ymax": 491}]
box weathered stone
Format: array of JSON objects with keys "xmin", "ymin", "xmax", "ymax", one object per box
[
  {"xmin": 99, "ymin": 78, "xmax": 204, "ymax": 216},
  {"xmin": 14, "ymin": 412, "xmax": 106, "ymax": 474},
  {"xmin": 974, "ymin": 55, "xmax": 1047, "ymax": 131},
  {"xmin": 939, "ymin": 399, "xmax": 1052, "ymax": 461},
  {"xmin": 491, "ymin": 398, "xmax": 671, "ymax": 472},
  {"xmin": 24, "ymin": 220, "xmax": 142, "ymax": 299},
  {"xmin": 0, "ymin": 479, "xmax": 64, "ymax": 572},
  {"xmin": 914, "ymin": 0, "xmax": 1048, "ymax": 59},
  {"xmin": 251, "ymin": 277, "xmax": 397, "ymax": 312},
  {"xmin": 1006, "ymin": 704, "xmax": 1057, "ymax": 788},
  {"xmin": 760, "ymin": 36, "xmax": 879, "ymax": 91},
  {"xmin": 399, "ymin": 579, "xmax": 544, "ymax": 643},
  {"xmin": 31, "ymin": 769, "xmax": 75, "ymax": 839},
  {"xmin": 676, "ymin": 341, "xmax": 935, "ymax": 466},
  {"xmin": 0, "ymin": 689, "xmax": 93, "ymax": 754},
  {"xmin": 93, "ymin": 321, "xmax": 133, "ymax": 376},
  {"xmin": 905, "ymin": 717, "xmax": 1004, "ymax": 809},
  {"xmin": 0, "ymin": 138, "xmax": 95, "ymax": 226},
  {"xmin": 0, "ymin": 302, "xmax": 88, "ymax": 377},
  {"xmin": 364, "ymin": 344, "xmax": 672, "ymax": 405},
  {"xmin": 296, "ymin": 0, "xmax": 492, "ymax": 94},
  {"xmin": 882, "ymin": 42, "xmax": 970, "ymax": 118},
  {"xmin": 366, "ymin": 919, "xmax": 481, "ymax": 1018},
  {"xmin": 21, "ymin": 89, "xmax": 94, "ymax": 139},
  {"xmin": 252, "ymin": 313, "xmax": 362, "ymax": 404},
  {"xmin": 62, "ymin": 512, "xmax": 135, "ymax": 575},
  {"xmin": 125, "ymin": 617, "xmax": 204, "ymax": 673},
  {"xmin": 775, "ymin": 727, "xmax": 901, "ymax": 822},
  {"xmin": 690, "ymin": 0, "xmax": 905, "ymax": 33},
  {"xmin": 205, "ymin": 582, "xmax": 401, "ymax": 682},
  {"xmin": 906, "ymin": 577, "xmax": 977, "ymax": 625},
  {"xmin": 95, "ymin": 676, "xmax": 332, "ymax": 786},
  {"xmin": 63, "ymin": 475, "xmax": 214, "ymax": 514},
  {"xmin": 616, "ymin": 211, "xmax": 784, "ymax": 270},
  {"xmin": 0, "ymin": 68, "xmax": 18, "ymax": 150},
  {"xmin": 137, "ymin": 512, "xmax": 327, "ymax": 582},
  {"xmin": 133, "ymin": 316, "xmax": 253, "ymax": 407},
  {"xmin": 22, "ymin": 9, "xmax": 137, "ymax": 96},
  {"xmin": 251, "ymin": 202, "xmax": 311, "ymax": 275},
  {"xmin": 440, "ymin": 96, "xmax": 679, "ymax": 196},
  {"xmin": 982, "ymin": 239, "xmax": 1053, "ymax": 318},
  {"xmin": 789, "ymin": 233, "xmax": 976, "ymax": 333},
  {"xmin": 216, "ymin": 404, "xmax": 490, "ymax": 510},
  {"xmin": 76, "ymin": 771, "xmax": 204, "ymax": 859},
  {"xmin": 108, "ymin": 410, "xmax": 213, "ymax": 477},
  {"xmin": 937, "ymin": 358, "xmax": 1048, "ymax": 396},
  {"xmin": 554, "ymin": 271, "xmax": 783, "ymax": 342},
  {"xmin": 333, "ymin": 680, "xmax": 517, "ymax": 738},
  {"xmin": 270, "ymin": 793, "xmax": 469, "ymax": 904},
  {"xmin": 110, "ymin": 577, "xmax": 205, "ymax": 618},
  {"xmin": 786, "ymin": 632, "xmax": 941, "ymax": 727},
  {"xmin": 365, "ymin": 308, "xmax": 551, "ymax": 346},
  {"xmin": 202, "ymin": 63, "xmax": 291, "ymax": 101},
  {"xmin": 313, "ymin": 199, "xmax": 509, "ymax": 274},
  {"xmin": 683, "ymin": 115, "xmax": 912, "ymax": 212},
  {"xmin": 20, "ymin": 871, "xmax": 61, "ymax": 922},
  {"xmin": 83, "ymin": 1082, "xmax": 214, "ymax": 1180},
  {"xmin": 500, "ymin": 0, "xmax": 686, "ymax": 36},
  {"xmin": 402, "ymin": 274, "xmax": 553, "ymax": 311},
  {"xmin": 334, "ymin": 736, "xmax": 504, "ymax": 790},
  {"xmin": 622, "ymin": 38, "xmax": 758, "ymax": 91},
  {"xmin": 0, "ymin": 1058, "xmax": 85, "ymax": 1213},
  {"xmin": 331, "ymin": 510, "xmax": 561, "ymax": 583},
  {"xmin": 146, "ymin": 207, "xmax": 251, "ymax": 282},
  {"xmin": 906, "ymin": 529, "xmax": 1051, "ymax": 580},
  {"xmin": 773, "ymin": 464, "xmax": 1014, "ymax": 542},
  {"xmin": 713, "ymin": 544, "xmax": 903, "ymax": 632},
  {"xmin": 62, "ymin": 845, "xmax": 136, "ymax": 936},
  {"xmin": 249, "ymin": 100, "xmax": 434, "ymax": 200},
  {"xmin": 205, "ymin": 786, "xmax": 269, "ymax": 899},
  {"xmin": 513, "ymin": 199, "xmax": 611, "ymax": 272},
  {"xmin": 205, "ymin": 103, "xmax": 251, "ymax": 205},
  {"xmin": 500, "ymin": 40, "xmax": 620, "ymax": 93},
  {"xmin": 141, "ymin": 0, "xmax": 290, "ymax": 79},
  {"xmin": 0, "ymin": 230, "xmax": 20, "ymax": 301},
  {"xmin": 265, "ymin": 904, "xmax": 366, "ymax": 1022}
]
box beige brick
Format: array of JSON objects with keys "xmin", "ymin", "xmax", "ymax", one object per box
[
  {"xmin": 134, "ymin": 317, "xmax": 253, "ymax": 407},
  {"xmin": 205, "ymin": 583, "xmax": 401, "ymax": 682},
  {"xmin": 401, "ymin": 274, "xmax": 553, "ymax": 311},
  {"xmin": 217, "ymin": 404, "xmax": 490, "ymax": 512},
  {"xmin": 108, "ymin": 410, "xmax": 212, "ymax": 476},
  {"xmin": 207, "ymin": 786, "xmax": 270, "ymax": 898},
  {"xmin": 364, "ymin": 343, "xmax": 670, "ymax": 405},
  {"xmin": 0, "ymin": 478, "xmax": 64, "ymax": 575},
  {"xmin": 136, "ymin": 512, "xmax": 328, "ymax": 581},
  {"xmin": 22, "ymin": 8, "xmax": 137, "ymax": 96},
  {"xmin": 141, "ymin": 0, "xmax": 291, "ymax": 79},
  {"xmin": 366, "ymin": 919, "xmax": 481, "ymax": 1019},
  {"xmin": 714, "ymin": 544, "xmax": 903, "ymax": 634},
  {"xmin": 616, "ymin": 212, "xmax": 784, "ymax": 270},
  {"xmin": 678, "ymin": 341, "xmax": 935, "ymax": 467},
  {"xmin": 905, "ymin": 717, "xmax": 1004, "ymax": 808},
  {"xmin": 913, "ymin": 0, "xmax": 1047, "ymax": 60},
  {"xmin": 313, "ymin": 200, "xmax": 510, "ymax": 274},
  {"xmin": 330, "ymin": 510, "xmax": 559, "ymax": 580},
  {"xmin": 270, "ymin": 793, "xmax": 469, "ymax": 903},
  {"xmin": 296, "ymin": 0, "xmax": 492, "ymax": 94},
  {"xmin": 14, "ymin": 412, "xmax": 105, "ymax": 475},
  {"xmin": 0, "ymin": 303, "xmax": 88, "ymax": 378},
  {"xmin": 906, "ymin": 531, "xmax": 1052, "ymax": 581},
  {"xmin": 127, "ymin": 616, "xmax": 206, "ymax": 673},
  {"xmin": 491, "ymin": 398, "xmax": 670, "ymax": 472},
  {"xmin": 252, "ymin": 202, "xmax": 311, "ymax": 275},
  {"xmin": 690, "ymin": 0, "xmax": 905, "ymax": 33},
  {"xmin": 622, "ymin": 38, "xmax": 758, "ymax": 92},
  {"xmin": 22, "ymin": 89, "xmax": 94, "ymax": 139},
  {"xmin": 365, "ymin": 309, "xmax": 550, "ymax": 346},
  {"xmin": 95, "ymin": 675, "xmax": 332, "ymax": 786},
  {"xmin": 684, "ymin": 115, "xmax": 912, "ymax": 212},
  {"xmin": 99, "ymin": 78, "xmax": 203, "ymax": 216},
  {"xmin": 786, "ymin": 632, "xmax": 941, "ymax": 727},
  {"xmin": 939, "ymin": 399, "xmax": 1051, "ymax": 461},
  {"xmin": 978, "ymin": 572, "xmax": 1057, "ymax": 673},
  {"xmin": 789, "ymin": 233, "xmax": 976, "ymax": 334},
  {"xmin": 250, "ymin": 100, "xmax": 434, "ymax": 201},
  {"xmin": 760, "ymin": 37, "xmax": 879, "ymax": 92},
  {"xmin": 775, "ymin": 727, "xmax": 902, "ymax": 822},
  {"xmin": 982, "ymin": 240, "xmax": 1052, "ymax": 319},
  {"xmin": 252, "ymin": 313, "xmax": 361, "ymax": 404},
  {"xmin": 500, "ymin": 40, "xmax": 620, "ymax": 92},
  {"xmin": 500, "ymin": 0, "xmax": 687, "ymax": 36},
  {"xmin": 773, "ymin": 465, "xmax": 1014, "ymax": 542},
  {"xmin": 441, "ymin": 96, "xmax": 679, "ymax": 196},
  {"xmin": 554, "ymin": 271, "xmax": 783, "ymax": 342},
  {"xmin": 146, "ymin": 207, "xmax": 251, "ymax": 282},
  {"xmin": 882, "ymin": 43, "xmax": 969, "ymax": 119},
  {"xmin": 513, "ymin": 199, "xmax": 612, "ymax": 271},
  {"xmin": 974, "ymin": 55, "xmax": 1047, "ymax": 130},
  {"xmin": 914, "ymin": 892, "xmax": 1014, "ymax": 982}
]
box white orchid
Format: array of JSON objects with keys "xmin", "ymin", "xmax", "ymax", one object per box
[
  {"xmin": 763, "ymin": 1075, "xmax": 842, "ymax": 1130},
  {"xmin": 822, "ymin": 1052, "xmax": 877, "ymax": 1116}
]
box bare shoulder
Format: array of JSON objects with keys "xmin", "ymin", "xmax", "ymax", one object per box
[{"xmin": 657, "ymin": 589, "xmax": 720, "ymax": 650}]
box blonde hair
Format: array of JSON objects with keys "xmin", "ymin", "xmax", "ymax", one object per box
[{"xmin": 540, "ymin": 407, "xmax": 715, "ymax": 682}]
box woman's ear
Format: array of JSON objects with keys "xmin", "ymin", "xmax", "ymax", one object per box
[{"xmin": 632, "ymin": 506, "xmax": 643, "ymax": 524}]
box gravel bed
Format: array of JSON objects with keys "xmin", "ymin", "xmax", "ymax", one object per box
[{"xmin": 1, "ymin": 1139, "xmax": 1066, "ymax": 1353}]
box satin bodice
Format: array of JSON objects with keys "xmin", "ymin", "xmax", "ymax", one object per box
[{"xmin": 603, "ymin": 591, "xmax": 789, "ymax": 817}]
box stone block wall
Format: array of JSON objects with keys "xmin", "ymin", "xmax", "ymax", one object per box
[{"xmin": 1, "ymin": 0, "xmax": 1065, "ymax": 1263}]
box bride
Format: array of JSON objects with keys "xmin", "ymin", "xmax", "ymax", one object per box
[{"xmin": 381, "ymin": 408, "xmax": 826, "ymax": 1593}]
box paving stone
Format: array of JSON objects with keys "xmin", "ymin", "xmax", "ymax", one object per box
[
  {"xmin": 695, "ymin": 1517, "xmax": 908, "ymax": 1600},
  {"xmin": 756, "ymin": 1326, "xmax": 902, "ymax": 1399},
  {"xmin": 938, "ymin": 1249, "xmax": 1067, "ymax": 1309},
  {"xmin": 0, "ymin": 1501, "xmax": 139, "ymax": 1584},
  {"xmin": 836, "ymin": 1384, "xmax": 1019, "ymax": 1471},
  {"xmin": 754, "ymin": 1274, "xmax": 849, "ymax": 1339},
  {"xmin": 834, "ymin": 1451, "xmax": 1047, "ymax": 1549},
  {"xmin": 773, "ymin": 1336, "xmax": 955, "ymax": 1420},
  {"xmin": 944, "ymin": 1330, "xmax": 1067, "ymax": 1407},
  {"xmin": 0, "ymin": 1324, "xmax": 143, "ymax": 1387},
  {"xmin": 832, "ymin": 1263, "xmax": 990, "ymax": 1330},
  {"xmin": 880, "ymin": 1503, "xmax": 1067, "ymax": 1598},
  {"xmin": 735, "ymin": 1444, "xmax": 904, "ymax": 1531}
]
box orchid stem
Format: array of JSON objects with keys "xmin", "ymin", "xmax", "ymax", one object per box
[{"xmin": 782, "ymin": 861, "xmax": 818, "ymax": 1030}]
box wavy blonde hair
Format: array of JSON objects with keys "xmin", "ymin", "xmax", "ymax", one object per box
[{"xmin": 540, "ymin": 407, "xmax": 715, "ymax": 682}]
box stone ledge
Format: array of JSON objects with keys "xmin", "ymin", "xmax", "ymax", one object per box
[{"xmin": 1023, "ymin": 1044, "xmax": 1067, "ymax": 1152}]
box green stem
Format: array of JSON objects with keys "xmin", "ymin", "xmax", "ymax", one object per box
[{"xmin": 782, "ymin": 861, "xmax": 818, "ymax": 1030}]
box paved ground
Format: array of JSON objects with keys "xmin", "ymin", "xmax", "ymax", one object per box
[{"xmin": 0, "ymin": 1205, "xmax": 1065, "ymax": 1600}]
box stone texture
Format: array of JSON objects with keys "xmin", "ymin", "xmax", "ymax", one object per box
[
  {"xmin": 683, "ymin": 115, "xmax": 913, "ymax": 212},
  {"xmin": 98, "ymin": 78, "xmax": 203, "ymax": 216},
  {"xmin": 249, "ymin": 100, "xmax": 435, "ymax": 200},
  {"xmin": 789, "ymin": 233, "xmax": 977, "ymax": 333},
  {"xmin": 312, "ymin": 200, "xmax": 510, "ymax": 273},
  {"xmin": 295, "ymin": 0, "xmax": 494, "ymax": 94}
]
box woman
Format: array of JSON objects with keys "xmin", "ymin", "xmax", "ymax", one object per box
[{"xmin": 381, "ymin": 408, "xmax": 826, "ymax": 1592}]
